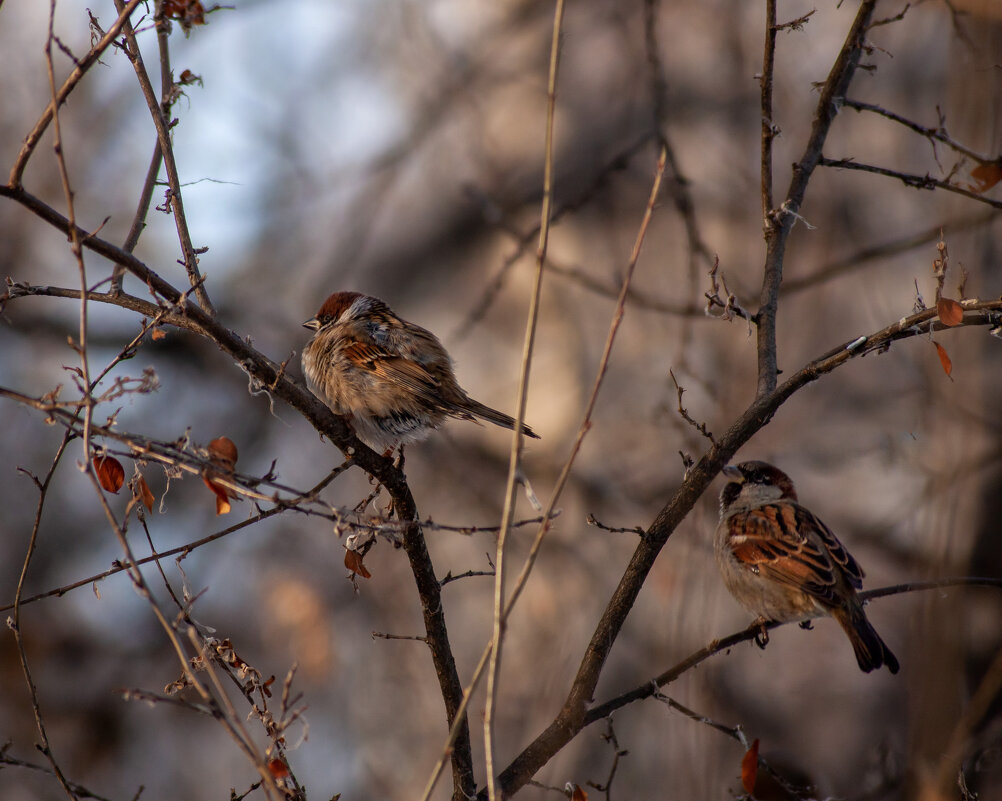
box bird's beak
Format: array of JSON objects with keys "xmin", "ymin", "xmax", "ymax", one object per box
[
  {"xmin": 722, "ymin": 464, "xmax": 743, "ymax": 481},
  {"xmin": 302, "ymin": 317, "xmax": 320, "ymax": 331}
]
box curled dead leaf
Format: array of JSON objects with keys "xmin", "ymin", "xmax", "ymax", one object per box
[
  {"xmin": 933, "ymin": 340, "xmax": 953, "ymax": 377},
  {"xmin": 741, "ymin": 738, "xmax": 760, "ymax": 794},
  {"xmin": 151, "ymin": 326, "xmax": 167, "ymax": 341},
  {"xmin": 570, "ymin": 785, "xmax": 588, "ymax": 801},
  {"xmin": 93, "ymin": 454, "xmax": 125, "ymax": 494},
  {"xmin": 136, "ymin": 473, "xmax": 155, "ymax": 513},
  {"xmin": 936, "ymin": 297, "xmax": 964, "ymax": 327},
  {"xmin": 344, "ymin": 549, "xmax": 372, "ymax": 579}
]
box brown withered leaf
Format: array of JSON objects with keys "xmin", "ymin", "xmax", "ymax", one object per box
[
  {"xmin": 201, "ymin": 479, "xmax": 232, "ymax": 515},
  {"xmin": 570, "ymin": 785, "xmax": 588, "ymax": 801},
  {"xmin": 137, "ymin": 473, "xmax": 155, "ymax": 513},
  {"xmin": 163, "ymin": 0, "xmax": 206, "ymax": 26},
  {"xmin": 344, "ymin": 549, "xmax": 372, "ymax": 579},
  {"xmin": 741, "ymin": 738, "xmax": 760, "ymax": 794},
  {"xmin": 203, "ymin": 436, "xmax": 239, "ymax": 514},
  {"xmin": 93, "ymin": 454, "xmax": 125, "ymax": 494},
  {"xmin": 968, "ymin": 163, "xmax": 1002, "ymax": 194},
  {"xmin": 936, "ymin": 297, "xmax": 964, "ymax": 327},
  {"xmin": 267, "ymin": 757, "xmax": 290, "ymax": 779},
  {"xmin": 151, "ymin": 326, "xmax": 166, "ymax": 341},
  {"xmin": 207, "ymin": 436, "xmax": 238, "ymax": 469},
  {"xmin": 933, "ymin": 341, "xmax": 953, "ymax": 377}
]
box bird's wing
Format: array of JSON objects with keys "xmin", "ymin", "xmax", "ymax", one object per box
[
  {"xmin": 341, "ymin": 341, "xmax": 446, "ymax": 409},
  {"xmin": 726, "ymin": 502, "xmax": 862, "ymax": 605}
]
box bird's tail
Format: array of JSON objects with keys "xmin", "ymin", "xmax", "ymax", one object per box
[
  {"xmin": 833, "ymin": 604, "xmax": 899, "ymax": 674},
  {"xmin": 456, "ymin": 398, "xmax": 540, "ymax": 439}
]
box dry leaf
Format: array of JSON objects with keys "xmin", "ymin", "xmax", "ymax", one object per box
[
  {"xmin": 203, "ymin": 436, "xmax": 239, "ymax": 514},
  {"xmin": 344, "ymin": 549, "xmax": 372, "ymax": 579},
  {"xmin": 968, "ymin": 163, "xmax": 1002, "ymax": 194},
  {"xmin": 202, "ymin": 474, "xmax": 236, "ymax": 514},
  {"xmin": 207, "ymin": 436, "xmax": 238, "ymax": 469},
  {"xmin": 163, "ymin": 0, "xmax": 206, "ymax": 26},
  {"xmin": 214, "ymin": 493, "xmax": 231, "ymax": 515},
  {"xmin": 741, "ymin": 738, "xmax": 760, "ymax": 794},
  {"xmin": 267, "ymin": 757, "xmax": 290, "ymax": 779},
  {"xmin": 151, "ymin": 326, "xmax": 166, "ymax": 341},
  {"xmin": 93, "ymin": 454, "xmax": 125, "ymax": 494},
  {"xmin": 937, "ymin": 297, "xmax": 964, "ymax": 326},
  {"xmin": 570, "ymin": 785, "xmax": 588, "ymax": 801},
  {"xmin": 933, "ymin": 340, "xmax": 953, "ymax": 377},
  {"xmin": 137, "ymin": 474, "xmax": 155, "ymax": 513}
]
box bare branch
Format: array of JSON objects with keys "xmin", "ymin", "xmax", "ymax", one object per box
[
  {"xmin": 757, "ymin": 0, "xmax": 878, "ymax": 397},
  {"xmin": 112, "ymin": 0, "xmax": 215, "ymax": 314},
  {"xmin": 485, "ymin": 3, "xmax": 568, "ymax": 796},
  {"xmin": 820, "ymin": 156, "xmax": 1002, "ymax": 209},
  {"xmin": 8, "ymin": 0, "xmax": 147, "ymax": 186}
]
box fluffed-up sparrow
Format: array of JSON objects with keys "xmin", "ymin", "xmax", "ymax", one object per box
[
  {"xmin": 715, "ymin": 460, "xmax": 899, "ymax": 674},
  {"xmin": 302, "ymin": 291, "xmax": 539, "ymax": 451}
]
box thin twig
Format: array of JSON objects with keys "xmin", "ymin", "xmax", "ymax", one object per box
[
  {"xmin": 113, "ymin": 0, "xmax": 215, "ymax": 314},
  {"xmin": 669, "ymin": 369, "xmax": 716, "ymax": 444},
  {"xmin": 760, "ymin": 0, "xmax": 778, "ymax": 225},
  {"xmin": 10, "ymin": 434, "xmax": 77, "ymax": 799},
  {"xmin": 424, "ymin": 143, "xmax": 670, "ymax": 801},
  {"xmin": 485, "ymin": 3, "xmax": 567, "ymax": 797},
  {"xmin": 0, "ymin": 747, "xmax": 119, "ymax": 801},
  {"xmin": 820, "ymin": 156, "xmax": 1002, "ymax": 210},
  {"xmin": 843, "ymin": 98, "xmax": 993, "ymax": 165},
  {"xmin": 586, "ymin": 514, "xmax": 645, "ymax": 537},
  {"xmin": 8, "ymin": 0, "xmax": 146, "ymax": 186},
  {"xmin": 584, "ymin": 577, "xmax": 1002, "ymax": 726},
  {"xmin": 653, "ymin": 694, "xmax": 813, "ymax": 800}
]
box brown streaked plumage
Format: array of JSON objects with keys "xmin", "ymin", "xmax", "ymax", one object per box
[
  {"xmin": 302, "ymin": 291, "xmax": 539, "ymax": 451},
  {"xmin": 715, "ymin": 460, "xmax": 899, "ymax": 674}
]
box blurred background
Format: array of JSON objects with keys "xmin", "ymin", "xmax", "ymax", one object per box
[{"xmin": 1, "ymin": 0, "xmax": 1001, "ymax": 799}]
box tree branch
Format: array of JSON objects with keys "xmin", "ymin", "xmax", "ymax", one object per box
[
  {"xmin": 492, "ymin": 297, "xmax": 1002, "ymax": 798},
  {"xmin": 757, "ymin": 0, "xmax": 877, "ymax": 397},
  {"xmin": 819, "ymin": 157, "xmax": 1002, "ymax": 210}
]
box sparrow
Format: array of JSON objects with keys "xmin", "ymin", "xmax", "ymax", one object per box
[
  {"xmin": 301, "ymin": 291, "xmax": 539, "ymax": 451},
  {"xmin": 715, "ymin": 460, "xmax": 899, "ymax": 674}
]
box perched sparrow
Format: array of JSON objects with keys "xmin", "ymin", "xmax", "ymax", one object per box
[
  {"xmin": 302, "ymin": 291, "xmax": 539, "ymax": 451},
  {"xmin": 715, "ymin": 460, "xmax": 899, "ymax": 674}
]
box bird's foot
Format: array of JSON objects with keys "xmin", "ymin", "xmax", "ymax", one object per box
[{"xmin": 798, "ymin": 619, "xmax": 814, "ymax": 630}]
